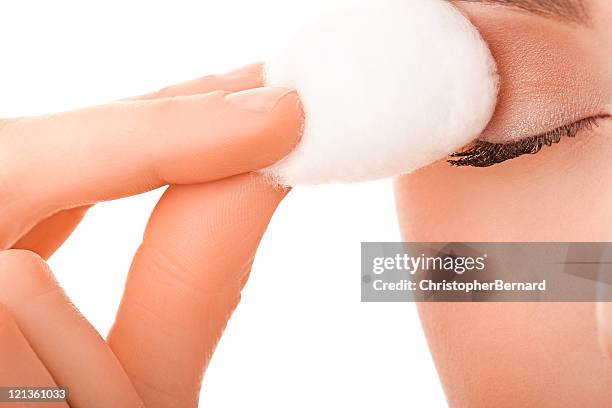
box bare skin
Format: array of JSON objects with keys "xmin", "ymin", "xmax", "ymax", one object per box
[{"xmin": 3, "ymin": 1, "xmax": 611, "ymax": 406}]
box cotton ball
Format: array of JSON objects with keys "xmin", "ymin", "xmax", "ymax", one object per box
[{"xmin": 262, "ymin": 0, "xmax": 498, "ymax": 186}]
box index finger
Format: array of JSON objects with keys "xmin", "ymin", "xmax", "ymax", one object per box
[
  {"xmin": 0, "ymin": 86, "xmax": 302, "ymax": 248},
  {"xmin": 11, "ymin": 63, "xmax": 266, "ymax": 256}
]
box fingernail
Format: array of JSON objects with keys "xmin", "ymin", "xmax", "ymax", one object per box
[{"xmin": 226, "ymin": 87, "xmax": 296, "ymax": 113}]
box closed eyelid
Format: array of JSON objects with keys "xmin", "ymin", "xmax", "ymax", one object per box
[{"xmin": 452, "ymin": 1, "xmax": 607, "ymax": 142}]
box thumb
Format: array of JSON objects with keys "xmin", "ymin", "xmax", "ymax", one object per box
[{"xmin": 107, "ymin": 174, "xmax": 287, "ymax": 407}]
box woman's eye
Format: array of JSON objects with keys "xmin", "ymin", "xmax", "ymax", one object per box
[{"xmin": 447, "ymin": 115, "xmax": 609, "ymax": 168}]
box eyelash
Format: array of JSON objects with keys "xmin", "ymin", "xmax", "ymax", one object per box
[{"xmin": 448, "ymin": 116, "xmax": 608, "ymax": 168}]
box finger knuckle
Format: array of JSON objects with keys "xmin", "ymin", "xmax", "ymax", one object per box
[
  {"xmin": 0, "ymin": 250, "xmax": 58, "ymax": 307},
  {"xmin": 0, "ymin": 249, "xmax": 48, "ymax": 280},
  {"xmin": 0, "ymin": 248, "xmax": 43, "ymax": 263},
  {"xmin": 144, "ymin": 97, "xmax": 183, "ymax": 127}
]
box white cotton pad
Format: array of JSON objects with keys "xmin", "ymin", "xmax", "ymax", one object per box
[{"xmin": 262, "ymin": 0, "xmax": 499, "ymax": 186}]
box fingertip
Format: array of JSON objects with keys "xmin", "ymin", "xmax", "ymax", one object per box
[
  {"xmin": 273, "ymin": 88, "xmax": 304, "ymax": 146},
  {"xmin": 256, "ymin": 88, "xmax": 304, "ymax": 165},
  {"xmin": 219, "ymin": 87, "xmax": 304, "ymax": 171}
]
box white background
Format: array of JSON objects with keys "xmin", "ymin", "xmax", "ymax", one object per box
[{"xmin": 0, "ymin": 1, "xmax": 446, "ymax": 406}]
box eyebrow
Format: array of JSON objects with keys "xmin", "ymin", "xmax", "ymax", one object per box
[{"xmin": 454, "ymin": 0, "xmax": 590, "ymax": 24}]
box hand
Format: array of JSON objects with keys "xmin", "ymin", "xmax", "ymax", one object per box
[{"xmin": 0, "ymin": 64, "xmax": 303, "ymax": 407}]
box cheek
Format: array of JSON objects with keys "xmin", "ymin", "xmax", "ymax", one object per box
[{"xmin": 394, "ymin": 121, "xmax": 612, "ymax": 241}]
